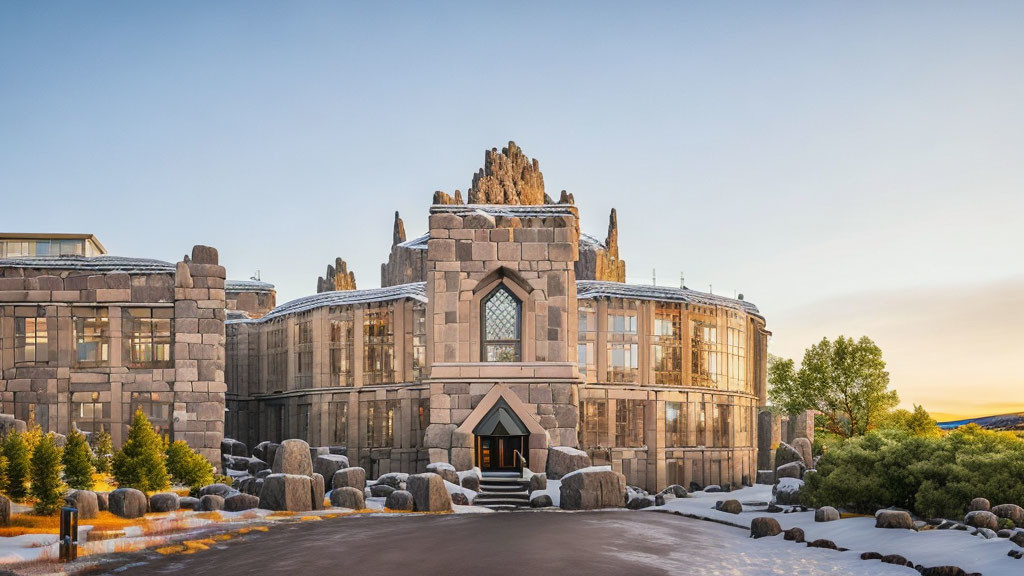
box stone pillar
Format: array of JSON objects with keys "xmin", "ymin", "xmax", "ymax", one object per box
[{"xmin": 756, "ymin": 410, "xmax": 780, "ymax": 471}]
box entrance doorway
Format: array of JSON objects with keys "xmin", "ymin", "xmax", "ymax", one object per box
[{"xmin": 473, "ymin": 398, "xmax": 530, "ymax": 473}]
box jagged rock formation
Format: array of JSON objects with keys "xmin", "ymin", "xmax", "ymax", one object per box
[
  {"xmin": 316, "ymin": 258, "xmax": 357, "ymax": 293},
  {"xmin": 432, "ymin": 190, "xmax": 464, "ymax": 205},
  {"xmin": 467, "ymin": 141, "xmax": 545, "ymax": 205},
  {"xmin": 576, "ymin": 208, "xmax": 626, "ymax": 282},
  {"xmin": 381, "ymin": 211, "xmax": 429, "ymax": 287}
]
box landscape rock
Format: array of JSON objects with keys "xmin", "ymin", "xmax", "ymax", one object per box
[
  {"xmin": 545, "ymin": 446, "xmax": 591, "ymax": 480},
  {"xmin": 376, "ymin": 472, "xmax": 408, "ymax": 489},
  {"xmin": 704, "ymin": 485, "xmax": 722, "ymax": 493},
  {"xmin": 791, "ymin": 437, "xmax": 813, "ymax": 470},
  {"xmin": 332, "ymin": 467, "xmax": 366, "ymax": 491},
  {"xmin": 991, "ymin": 504, "xmax": 1024, "ymax": 526},
  {"xmin": 426, "ymin": 462, "xmax": 459, "ymax": 485},
  {"xmin": 784, "ymin": 527, "xmax": 805, "ymax": 542},
  {"xmin": 95, "ymin": 492, "xmax": 108, "ymax": 511},
  {"xmin": 247, "ymin": 458, "xmax": 270, "ymax": 476},
  {"xmin": 406, "ymin": 473, "xmax": 453, "ymax": 512},
  {"xmin": 384, "ymin": 490, "xmax": 414, "ymax": 511},
  {"xmin": 370, "ymin": 484, "xmax": 396, "ymax": 498},
  {"xmin": 919, "ymin": 567, "xmax": 969, "ymax": 576},
  {"xmin": 253, "ymin": 441, "xmax": 277, "ymax": 462},
  {"xmin": 531, "ymin": 494, "xmax": 553, "ymax": 508},
  {"xmin": 0, "ymin": 495, "xmax": 9, "ymax": 526},
  {"xmin": 313, "ymin": 455, "xmax": 349, "ymax": 488},
  {"xmin": 559, "ymin": 467, "xmax": 627, "ymax": 511},
  {"xmin": 750, "ymin": 517, "xmax": 782, "ymax": 538},
  {"xmin": 880, "ymin": 554, "xmax": 914, "ymax": 567},
  {"xmin": 815, "ymin": 506, "xmax": 840, "ymax": 522},
  {"xmin": 460, "ymin": 475, "xmax": 480, "ymax": 492},
  {"xmin": 775, "ymin": 461, "xmax": 806, "ymax": 480},
  {"xmin": 807, "ymin": 539, "xmax": 838, "ymax": 550},
  {"xmin": 627, "ymin": 496, "xmax": 654, "ymax": 510},
  {"xmin": 772, "ymin": 478, "xmax": 804, "ymax": 506},
  {"xmin": 717, "ymin": 499, "xmax": 742, "ymax": 514},
  {"xmin": 755, "ymin": 470, "xmax": 775, "ymax": 485},
  {"xmin": 65, "ymin": 490, "xmax": 99, "ymax": 519},
  {"xmin": 660, "ymin": 484, "xmax": 688, "ymax": 498},
  {"xmin": 774, "ymin": 442, "xmax": 805, "ymax": 470},
  {"xmin": 1011, "ymin": 531, "xmax": 1024, "ymax": 547},
  {"xmin": 861, "ymin": 552, "xmax": 883, "ymax": 560},
  {"xmin": 147, "ymin": 492, "xmax": 179, "ymax": 513},
  {"xmin": 200, "ymin": 483, "xmax": 238, "ymax": 499},
  {"xmin": 451, "ymin": 492, "xmax": 470, "ymax": 506},
  {"xmin": 109, "ymin": 488, "xmax": 148, "ymax": 519},
  {"xmin": 875, "ymin": 509, "xmax": 915, "ymax": 530},
  {"xmin": 529, "ymin": 473, "xmax": 547, "ymax": 493},
  {"xmin": 200, "ymin": 495, "xmax": 225, "ymax": 512},
  {"xmin": 963, "ymin": 510, "xmax": 999, "ymax": 531},
  {"xmin": 331, "ymin": 486, "xmax": 366, "ymax": 510},
  {"xmin": 272, "ymin": 439, "xmax": 314, "ymax": 476},
  {"xmin": 968, "ymin": 498, "xmax": 991, "ymax": 512},
  {"xmin": 179, "ymin": 497, "xmax": 200, "ymax": 510},
  {"xmin": 259, "ymin": 474, "xmax": 313, "ymax": 512},
  {"xmin": 973, "ymin": 528, "xmax": 997, "ymax": 539},
  {"xmin": 311, "ymin": 473, "xmax": 326, "ymax": 510},
  {"xmin": 224, "ymin": 493, "xmax": 260, "ymax": 512}
]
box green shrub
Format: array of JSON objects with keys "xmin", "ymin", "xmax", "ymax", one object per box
[
  {"xmin": 92, "ymin": 428, "xmax": 112, "ymax": 474},
  {"xmin": 3, "ymin": 430, "xmax": 31, "ymax": 501},
  {"xmin": 30, "ymin": 433, "xmax": 64, "ymax": 515},
  {"xmin": 998, "ymin": 517, "xmax": 1016, "ymax": 530},
  {"xmin": 804, "ymin": 425, "xmax": 1024, "ymax": 519},
  {"xmin": 62, "ymin": 429, "xmax": 95, "ymax": 490},
  {"xmin": 112, "ymin": 410, "xmax": 168, "ymax": 492},
  {"xmin": 165, "ymin": 441, "xmax": 214, "ymax": 494}
]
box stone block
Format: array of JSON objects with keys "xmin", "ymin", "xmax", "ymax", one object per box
[
  {"xmin": 406, "ymin": 473, "xmax": 452, "ymax": 512},
  {"xmin": 259, "ymin": 474, "xmax": 313, "ymax": 512}
]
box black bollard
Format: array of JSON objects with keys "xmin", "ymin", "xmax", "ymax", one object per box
[{"xmin": 59, "ymin": 506, "xmax": 78, "ymax": 562}]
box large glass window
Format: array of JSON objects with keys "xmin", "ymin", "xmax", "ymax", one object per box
[
  {"xmin": 482, "ymin": 286, "xmax": 521, "ymax": 362},
  {"xmin": 690, "ymin": 319, "xmax": 722, "ymax": 387},
  {"xmin": 652, "ymin": 306, "xmax": 682, "ymax": 385},
  {"xmin": 411, "ymin": 398, "xmax": 430, "ymax": 448},
  {"xmin": 579, "ymin": 399, "xmax": 607, "ymax": 449},
  {"xmin": 363, "ymin": 307, "xmax": 395, "ymax": 385},
  {"xmin": 130, "ymin": 392, "xmax": 172, "ymax": 436},
  {"xmin": 412, "ymin": 303, "xmax": 426, "ymax": 381},
  {"xmin": 295, "ymin": 317, "xmax": 313, "ymax": 388},
  {"xmin": 607, "ymin": 300, "xmax": 639, "ymax": 382},
  {"xmin": 727, "ymin": 326, "xmax": 746, "ymax": 392},
  {"xmin": 73, "ymin": 309, "xmax": 109, "ymax": 367},
  {"xmin": 615, "ymin": 400, "xmax": 645, "ymax": 448},
  {"xmin": 577, "ymin": 301, "xmax": 597, "ymax": 382},
  {"xmin": 297, "ymin": 404, "xmax": 311, "ymax": 441},
  {"xmin": 715, "ymin": 403, "xmax": 732, "ymax": 448},
  {"xmin": 330, "ymin": 399, "xmax": 348, "ymax": 445},
  {"xmin": 365, "ymin": 400, "xmax": 395, "ymax": 448},
  {"xmin": 330, "ymin": 309, "xmax": 354, "ymax": 386},
  {"xmin": 15, "ymin": 317, "xmax": 49, "ymax": 365},
  {"xmin": 124, "ymin": 308, "xmax": 173, "ymax": 369},
  {"xmin": 666, "ymin": 401, "xmax": 688, "ymax": 447},
  {"xmin": 266, "ymin": 322, "xmax": 287, "ymax": 390}
]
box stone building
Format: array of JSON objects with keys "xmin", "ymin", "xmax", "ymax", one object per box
[
  {"xmin": 226, "ymin": 280, "xmax": 276, "ymax": 319},
  {"xmin": 224, "ymin": 143, "xmax": 769, "ymax": 492},
  {"xmin": 0, "ymin": 246, "xmax": 228, "ymax": 465}
]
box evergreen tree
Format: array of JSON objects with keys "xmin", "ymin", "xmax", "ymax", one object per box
[
  {"xmin": 0, "ymin": 452, "xmax": 8, "ymax": 495},
  {"xmin": 112, "ymin": 409, "xmax": 168, "ymax": 491},
  {"xmin": 3, "ymin": 430, "xmax": 30, "ymax": 501},
  {"xmin": 62, "ymin": 429, "xmax": 95, "ymax": 490},
  {"xmin": 30, "ymin": 433, "xmax": 64, "ymax": 515},
  {"xmin": 92, "ymin": 428, "xmax": 112, "ymax": 474},
  {"xmin": 166, "ymin": 440, "xmax": 214, "ymax": 494},
  {"xmin": 22, "ymin": 419, "xmax": 42, "ymax": 459}
]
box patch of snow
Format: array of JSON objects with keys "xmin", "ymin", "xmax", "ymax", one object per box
[
  {"xmin": 427, "ymin": 462, "xmax": 456, "ymax": 473},
  {"xmin": 444, "ymin": 479, "xmax": 478, "ymax": 504},
  {"xmin": 550, "ymin": 446, "xmax": 588, "ymax": 457},
  {"xmin": 775, "ymin": 477, "xmax": 804, "ymax": 495},
  {"xmin": 457, "ymin": 467, "xmax": 482, "ymax": 482},
  {"xmin": 530, "ymin": 478, "xmax": 561, "ymax": 507},
  {"xmin": 560, "ymin": 465, "xmax": 612, "ymax": 481}
]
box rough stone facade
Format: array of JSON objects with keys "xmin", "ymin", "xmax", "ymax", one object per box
[
  {"xmin": 380, "ymin": 212, "xmax": 429, "ymax": 288},
  {"xmin": 0, "ymin": 246, "xmax": 227, "ymax": 467},
  {"xmin": 576, "ymin": 208, "xmax": 627, "ymax": 282},
  {"xmin": 225, "ymin": 280, "xmax": 276, "ymax": 319},
  {"xmin": 468, "ymin": 141, "xmax": 546, "ymax": 205},
  {"xmin": 316, "ymin": 258, "xmax": 356, "ymax": 293}
]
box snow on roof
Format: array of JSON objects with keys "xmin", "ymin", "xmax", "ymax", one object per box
[
  {"xmin": 229, "ymin": 282, "xmax": 427, "ymax": 324},
  {"xmin": 577, "ymin": 280, "xmax": 760, "ymax": 316},
  {"xmin": 429, "ymin": 204, "xmax": 576, "ymax": 218},
  {"xmin": 0, "ymin": 255, "xmax": 175, "ymax": 274},
  {"xmin": 579, "ymin": 233, "xmax": 606, "ymax": 250},
  {"xmin": 225, "ymin": 279, "xmax": 276, "ymax": 293},
  {"xmin": 398, "ymin": 232, "xmax": 429, "ymax": 250}
]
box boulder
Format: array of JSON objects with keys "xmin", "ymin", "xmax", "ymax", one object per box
[
  {"xmin": 659, "ymin": 484, "xmax": 687, "ymax": 498},
  {"xmin": 531, "ymin": 494, "xmax": 554, "ymax": 508},
  {"xmin": 314, "ymin": 455, "xmax": 350, "ymax": 489},
  {"xmin": 755, "ymin": 470, "xmax": 775, "ymax": 485},
  {"xmin": 861, "ymin": 552, "xmax": 883, "ymax": 560},
  {"xmin": 109, "ymin": 488, "xmax": 148, "ymax": 519},
  {"xmin": 772, "ymin": 478, "xmax": 805, "ymax": 506},
  {"xmin": 807, "ymin": 539, "xmax": 838, "ymax": 550},
  {"xmin": 1011, "ymin": 531, "xmax": 1024, "ymax": 547},
  {"xmin": 223, "ymin": 455, "xmax": 250, "ymax": 472},
  {"xmin": 654, "ymin": 493, "xmax": 675, "ymax": 506},
  {"xmin": 784, "ymin": 527, "xmax": 805, "ymax": 542},
  {"xmin": 545, "ymin": 446, "xmax": 591, "ymax": 480},
  {"xmin": 309, "ymin": 446, "xmax": 331, "ymax": 461},
  {"xmin": 774, "ymin": 442, "xmax": 805, "ymax": 470},
  {"xmin": 330, "ymin": 486, "xmax": 366, "ymax": 510},
  {"xmin": 224, "ymin": 493, "xmax": 260, "ymax": 512},
  {"xmin": 991, "ymin": 504, "xmax": 1024, "ymax": 526},
  {"xmin": 148, "ymin": 492, "xmax": 180, "ymax": 513},
  {"xmin": 974, "ymin": 527, "xmax": 997, "ymax": 539},
  {"xmin": 370, "ymin": 484, "xmax": 396, "ymax": 498},
  {"xmin": 253, "ymin": 441, "xmax": 276, "ymax": 462},
  {"xmin": 750, "ymin": 517, "xmax": 782, "ymax": 538},
  {"xmin": 328, "ymin": 446, "xmax": 347, "ymax": 456},
  {"xmin": 791, "ymin": 438, "xmax": 813, "ymax": 469},
  {"xmin": 775, "ymin": 461, "xmax": 805, "ymax": 480},
  {"xmin": 704, "ymin": 485, "xmax": 722, "ymax": 493},
  {"xmin": 221, "ymin": 438, "xmax": 247, "ymax": 457},
  {"xmin": 200, "ymin": 494, "xmax": 225, "ymax": 512},
  {"xmin": 179, "ymin": 497, "xmax": 201, "ymax": 510},
  {"xmin": 627, "ymin": 496, "xmax": 654, "ymax": 510},
  {"xmin": 272, "ymin": 439, "xmax": 314, "ymax": 476},
  {"xmin": 311, "ymin": 473, "xmax": 326, "ymax": 510},
  {"xmin": 256, "ymin": 469, "xmax": 272, "ymax": 479},
  {"xmin": 460, "ymin": 475, "xmax": 480, "ymax": 492},
  {"xmin": 200, "ymin": 483, "xmax": 238, "ymax": 499},
  {"xmin": 815, "ymin": 506, "xmax": 840, "ymax": 522},
  {"xmin": 385, "ymin": 490, "xmax": 414, "ymax": 511},
  {"xmin": 968, "ymin": 498, "xmax": 991, "ymax": 512},
  {"xmin": 407, "ymin": 473, "xmax": 453, "ymax": 512},
  {"xmin": 559, "ymin": 468, "xmax": 627, "ymax": 511},
  {"xmin": 529, "ymin": 473, "xmax": 547, "ymax": 493},
  {"xmin": 919, "ymin": 568, "xmax": 969, "ymax": 576},
  {"xmin": 376, "ymin": 472, "xmax": 407, "ymax": 489},
  {"xmin": 451, "ymin": 492, "xmax": 470, "ymax": 506},
  {"xmin": 259, "ymin": 474, "xmax": 313, "ymax": 512},
  {"xmin": 95, "ymin": 492, "xmax": 108, "ymax": 511},
  {"xmin": 875, "ymin": 509, "xmax": 915, "ymax": 529},
  {"xmin": 332, "ymin": 467, "xmax": 366, "ymax": 491},
  {"xmin": 880, "ymin": 554, "xmax": 914, "ymax": 567},
  {"xmin": 964, "ymin": 510, "xmax": 999, "ymax": 530},
  {"xmin": 426, "ymin": 462, "xmax": 459, "ymax": 485},
  {"xmin": 717, "ymin": 500, "xmax": 742, "ymax": 514},
  {"xmin": 247, "ymin": 458, "xmax": 270, "ymax": 476},
  {"xmin": 65, "ymin": 490, "xmax": 99, "ymax": 519}
]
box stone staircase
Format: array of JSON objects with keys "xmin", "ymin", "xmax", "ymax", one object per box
[{"xmin": 474, "ymin": 472, "xmax": 531, "ymax": 511}]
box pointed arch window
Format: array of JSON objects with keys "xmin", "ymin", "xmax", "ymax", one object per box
[{"xmin": 481, "ymin": 285, "xmax": 521, "ymax": 362}]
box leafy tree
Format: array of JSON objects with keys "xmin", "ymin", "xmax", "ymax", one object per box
[
  {"xmin": 879, "ymin": 405, "xmax": 942, "ymax": 437},
  {"xmin": 769, "ymin": 336, "xmax": 899, "ymax": 438},
  {"xmin": 62, "ymin": 429, "xmax": 95, "ymax": 490},
  {"xmin": 3, "ymin": 430, "xmax": 31, "ymax": 501},
  {"xmin": 112, "ymin": 410, "xmax": 168, "ymax": 492},
  {"xmin": 92, "ymin": 428, "xmax": 113, "ymax": 474},
  {"xmin": 30, "ymin": 433, "xmax": 64, "ymax": 515},
  {"xmin": 165, "ymin": 441, "xmax": 214, "ymax": 494}
]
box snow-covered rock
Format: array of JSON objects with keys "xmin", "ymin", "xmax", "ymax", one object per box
[
  {"xmin": 772, "ymin": 478, "xmax": 804, "ymax": 506},
  {"xmin": 272, "ymin": 439, "xmax": 313, "ymax": 476},
  {"xmin": 559, "ymin": 465, "xmax": 626, "ymax": 510},
  {"xmin": 407, "ymin": 473, "xmax": 452, "ymax": 512},
  {"xmin": 545, "ymin": 446, "xmax": 591, "ymax": 480}
]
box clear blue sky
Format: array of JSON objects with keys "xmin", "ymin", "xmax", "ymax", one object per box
[{"xmin": 2, "ymin": 1, "xmax": 1022, "ymax": 417}]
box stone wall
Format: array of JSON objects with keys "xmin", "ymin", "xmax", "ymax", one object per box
[
  {"xmin": 380, "ymin": 212, "xmax": 429, "ymax": 287},
  {"xmin": 576, "ymin": 208, "xmax": 626, "ymax": 282}
]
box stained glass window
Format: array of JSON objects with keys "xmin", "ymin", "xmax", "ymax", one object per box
[{"xmin": 482, "ymin": 286, "xmax": 521, "ymax": 362}]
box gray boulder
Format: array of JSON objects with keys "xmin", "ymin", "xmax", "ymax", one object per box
[
  {"xmin": 974, "ymin": 527, "xmax": 997, "ymax": 539},
  {"xmin": 784, "ymin": 527, "xmax": 805, "ymax": 542},
  {"xmin": 815, "ymin": 506, "xmax": 840, "ymax": 522},
  {"xmin": 330, "ymin": 486, "xmax": 365, "ymax": 510},
  {"xmin": 750, "ymin": 517, "xmax": 782, "ymax": 538},
  {"xmin": 328, "ymin": 446, "xmax": 347, "ymax": 455},
  {"xmin": 451, "ymin": 492, "xmax": 470, "ymax": 506},
  {"xmin": 964, "ymin": 510, "xmax": 999, "ymax": 530},
  {"xmin": 627, "ymin": 496, "xmax": 654, "ymax": 510},
  {"xmin": 426, "ymin": 462, "xmax": 459, "ymax": 485},
  {"xmin": 200, "ymin": 483, "xmax": 238, "ymax": 499},
  {"xmin": 370, "ymin": 484, "xmax": 395, "ymax": 497},
  {"xmin": 95, "ymin": 492, "xmax": 108, "ymax": 511},
  {"xmin": 406, "ymin": 473, "xmax": 453, "ymax": 512},
  {"xmin": 200, "ymin": 494, "xmax": 225, "ymax": 511},
  {"xmin": 659, "ymin": 484, "xmax": 687, "ymax": 498},
  {"xmin": 384, "ymin": 490, "xmax": 414, "ymax": 511},
  {"xmin": 875, "ymin": 509, "xmax": 915, "ymax": 529},
  {"xmin": 65, "ymin": 490, "xmax": 99, "ymax": 519},
  {"xmin": 332, "ymin": 467, "xmax": 366, "ymax": 491},
  {"xmin": 968, "ymin": 497, "xmax": 991, "ymax": 512},
  {"xmin": 755, "ymin": 470, "xmax": 775, "ymax": 485},
  {"xmin": 311, "ymin": 473, "xmax": 325, "ymax": 510},
  {"xmin": 247, "ymin": 458, "xmax": 270, "ymax": 476},
  {"xmin": 717, "ymin": 499, "xmax": 742, "ymax": 514},
  {"xmin": 314, "ymin": 455, "xmax": 350, "ymax": 489},
  {"xmin": 559, "ymin": 468, "xmax": 627, "ymax": 510},
  {"xmin": 991, "ymin": 504, "xmax": 1024, "ymax": 526},
  {"xmin": 531, "ymin": 494, "xmax": 554, "ymax": 508},
  {"xmin": 272, "ymin": 439, "xmax": 313, "ymax": 476},
  {"xmin": 259, "ymin": 473, "xmax": 313, "ymax": 512},
  {"xmin": 253, "ymin": 441, "xmax": 276, "ymax": 462},
  {"xmin": 529, "ymin": 473, "xmax": 547, "ymax": 493},
  {"xmin": 224, "ymin": 493, "xmax": 260, "ymax": 512},
  {"xmin": 791, "ymin": 437, "xmax": 813, "ymax": 470},
  {"xmin": 179, "ymin": 497, "xmax": 201, "ymax": 510},
  {"xmin": 771, "ymin": 479, "xmax": 805, "ymax": 506},
  {"xmin": 109, "ymin": 488, "xmax": 148, "ymax": 519},
  {"xmin": 461, "ymin": 475, "xmax": 480, "ymax": 492},
  {"xmin": 774, "ymin": 442, "xmax": 805, "ymax": 470},
  {"xmin": 376, "ymin": 472, "xmax": 407, "ymax": 489},
  {"xmin": 545, "ymin": 447, "xmax": 591, "ymax": 480},
  {"xmin": 148, "ymin": 492, "xmax": 180, "ymax": 513},
  {"xmin": 775, "ymin": 461, "xmax": 805, "ymax": 480}
]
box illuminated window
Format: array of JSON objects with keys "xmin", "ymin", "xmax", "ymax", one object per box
[
  {"xmin": 73, "ymin": 309, "xmax": 109, "ymax": 367},
  {"xmin": 72, "ymin": 393, "xmax": 110, "ymax": 435},
  {"xmin": 411, "ymin": 398, "xmax": 430, "ymax": 448},
  {"xmin": 653, "ymin": 306, "xmax": 682, "ymax": 385},
  {"xmin": 690, "ymin": 319, "xmax": 722, "ymax": 387},
  {"xmin": 412, "ymin": 303, "xmax": 427, "ymax": 381},
  {"xmin": 579, "ymin": 399, "xmax": 607, "ymax": 449},
  {"xmin": 727, "ymin": 327, "xmax": 746, "ymax": 392},
  {"xmin": 330, "ymin": 308, "xmax": 354, "ymax": 386},
  {"xmin": 15, "ymin": 317, "xmax": 49, "ymax": 365},
  {"xmin": 124, "ymin": 308, "xmax": 173, "ymax": 369},
  {"xmin": 666, "ymin": 401, "xmax": 688, "ymax": 447},
  {"xmin": 363, "ymin": 306, "xmax": 395, "ymax": 384},
  {"xmin": 607, "ymin": 300, "xmax": 639, "ymax": 382},
  {"xmin": 481, "ymin": 286, "xmax": 521, "ymax": 362},
  {"xmin": 330, "ymin": 400, "xmax": 348, "ymax": 444},
  {"xmin": 577, "ymin": 301, "xmax": 597, "ymax": 382},
  {"xmin": 365, "ymin": 400, "xmax": 395, "ymax": 448},
  {"xmin": 615, "ymin": 400, "xmax": 645, "ymax": 448}
]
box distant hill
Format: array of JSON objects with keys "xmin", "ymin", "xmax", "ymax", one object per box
[{"xmin": 937, "ymin": 413, "xmax": 1024, "ymax": 431}]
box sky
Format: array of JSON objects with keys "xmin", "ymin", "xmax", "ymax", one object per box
[{"xmin": 1, "ymin": 1, "xmax": 1022, "ymax": 419}]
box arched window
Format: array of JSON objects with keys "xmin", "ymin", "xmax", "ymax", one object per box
[{"xmin": 481, "ymin": 285, "xmax": 521, "ymax": 362}]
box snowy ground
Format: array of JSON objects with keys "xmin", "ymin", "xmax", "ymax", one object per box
[{"xmin": 650, "ymin": 484, "xmax": 1021, "ymax": 575}]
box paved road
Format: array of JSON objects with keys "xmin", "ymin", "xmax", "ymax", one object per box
[{"xmin": 86, "ymin": 511, "xmax": 914, "ymax": 576}]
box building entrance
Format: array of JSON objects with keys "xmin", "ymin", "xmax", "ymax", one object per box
[{"xmin": 473, "ymin": 398, "xmax": 530, "ymax": 472}]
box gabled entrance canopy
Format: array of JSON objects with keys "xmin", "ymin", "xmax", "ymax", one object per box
[{"xmin": 474, "ymin": 398, "xmax": 529, "ymax": 437}]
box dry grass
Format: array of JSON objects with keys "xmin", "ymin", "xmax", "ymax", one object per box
[{"xmin": 0, "ymin": 511, "xmax": 147, "ymax": 538}]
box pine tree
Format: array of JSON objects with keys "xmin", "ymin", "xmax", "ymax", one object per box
[
  {"xmin": 112, "ymin": 409, "xmax": 168, "ymax": 492},
  {"xmin": 92, "ymin": 428, "xmax": 112, "ymax": 474},
  {"xmin": 30, "ymin": 433, "xmax": 64, "ymax": 515},
  {"xmin": 0, "ymin": 452, "xmax": 7, "ymax": 495},
  {"xmin": 62, "ymin": 429, "xmax": 94, "ymax": 490},
  {"xmin": 22, "ymin": 419, "xmax": 42, "ymax": 459},
  {"xmin": 166, "ymin": 440, "xmax": 214, "ymax": 494},
  {"xmin": 3, "ymin": 430, "xmax": 30, "ymax": 501}
]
